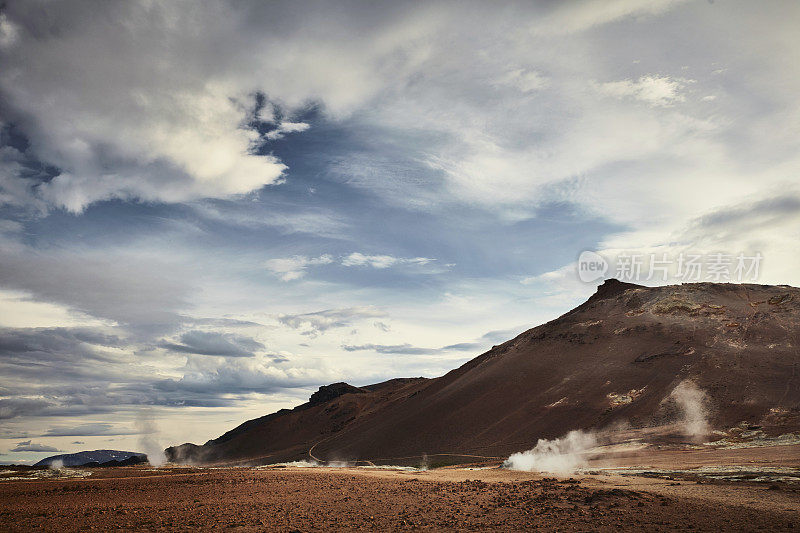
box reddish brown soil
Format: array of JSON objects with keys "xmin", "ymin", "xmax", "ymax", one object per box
[{"xmin": 1, "ymin": 464, "xmax": 798, "ymax": 532}]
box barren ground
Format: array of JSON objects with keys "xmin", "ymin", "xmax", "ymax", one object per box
[{"xmin": 1, "ymin": 445, "xmax": 798, "ymax": 531}]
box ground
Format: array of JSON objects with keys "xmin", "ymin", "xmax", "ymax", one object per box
[{"xmin": 1, "ymin": 445, "xmax": 798, "ymax": 531}]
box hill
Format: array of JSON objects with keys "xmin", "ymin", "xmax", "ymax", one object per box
[
  {"xmin": 34, "ymin": 450, "xmax": 147, "ymax": 468},
  {"xmin": 166, "ymin": 280, "xmax": 800, "ymax": 465}
]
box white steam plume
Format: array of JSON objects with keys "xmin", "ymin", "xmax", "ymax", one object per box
[
  {"xmin": 48, "ymin": 458, "xmax": 64, "ymax": 470},
  {"xmin": 503, "ymin": 430, "xmax": 597, "ymax": 475},
  {"xmin": 670, "ymin": 380, "xmax": 709, "ymax": 441},
  {"xmin": 136, "ymin": 409, "xmax": 166, "ymax": 466}
]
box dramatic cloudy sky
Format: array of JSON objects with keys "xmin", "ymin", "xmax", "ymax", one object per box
[{"xmin": 1, "ymin": 0, "xmax": 799, "ymax": 463}]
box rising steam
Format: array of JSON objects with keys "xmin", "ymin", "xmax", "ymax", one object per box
[
  {"xmin": 503, "ymin": 430, "xmax": 597, "ymax": 475},
  {"xmin": 136, "ymin": 409, "xmax": 166, "ymax": 466},
  {"xmin": 670, "ymin": 380, "xmax": 709, "ymax": 441},
  {"xmin": 504, "ymin": 381, "xmax": 711, "ymax": 474}
]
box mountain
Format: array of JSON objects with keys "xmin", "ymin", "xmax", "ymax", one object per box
[
  {"xmin": 34, "ymin": 450, "xmax": 147, "ymax": 467},
  {"xmin": 166, "ymin": 378, "xmax": 428, "ymax": 464},
  {"xmin": 166, "ymin": 280, "xmax": 800, "ymax": 465}
]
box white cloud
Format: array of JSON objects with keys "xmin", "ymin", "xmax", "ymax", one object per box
[
  {"xmin": 341, "ymin": 253, "xmax": 434, "ymax": 269},
  {"xmin": 265, "ymin": 122, "xmax": 311, "ymax": 140},
  {"xmin": 264, "ymin": 255, "xmax": 334, "ymax": 281},
  {"xmin": 596, "ymin": 75, "xmax": 691, "ymax": 107},
  {"xmin": 0, "ymin": 2, "xmax": 424, "ymax": 212},
  {"xmin": 0, "ymin": 1, "xmax": 702, "ymax": 213},
  {"xmin": 266, "ymin": 253, "xmax": 437, "ymax": 281}
]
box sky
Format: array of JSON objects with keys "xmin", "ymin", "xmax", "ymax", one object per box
[{"xmin": 1, "ymin": 0, "xmax": 799, "ymax": 464}]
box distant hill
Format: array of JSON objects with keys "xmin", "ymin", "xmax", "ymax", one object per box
[
  {"xmin": 167, "ymin": 280, "xmax": 800, "ymax": 466},
  {"xmin": 34, "ymin": 450, "xmax": 147, "ymax": 467}
]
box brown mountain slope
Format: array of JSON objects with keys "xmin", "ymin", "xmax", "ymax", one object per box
[
  {"xmin": 167, "ymin": 280, "xmax": 800, "ymax": 465},
  {"xmin": 166, "ymin": 378, "xmax": 429, "ymax": 464}
]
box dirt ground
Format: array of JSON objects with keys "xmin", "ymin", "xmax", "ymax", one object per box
[{"xmin": 1, "ymin": 445, "xmax": 799, "ymax": 533}]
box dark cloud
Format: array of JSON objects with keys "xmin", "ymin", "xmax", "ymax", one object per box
[
  {"xmin": 692, "ymin": 194, "xmax": 800, "ymax": 230},
  {"xmin": 0, "ymin": 398, "xmax": 50, "ymax": 419},
  {"xmin": 0, "ymin": 250, "xmax": 191, "ymax": 332},
  {"xmin": 682, "ymin": 193, "xmax": 800, "ymax": 247},
  {"xmin": 160, "ymin": 330, "xmax": 264, "ymax": 357},
  {"xmin": 0, "ymin": 327, "xmax": 121, "ymax": 355}
]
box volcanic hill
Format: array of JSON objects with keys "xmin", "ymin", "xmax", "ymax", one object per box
[
  {"xmin": 34, "ymin": 450, "xmax": 148, "ymax": 468},
  {"xmin": 166, "ymin": 280, "xmax": 800, "ymax": 465}
]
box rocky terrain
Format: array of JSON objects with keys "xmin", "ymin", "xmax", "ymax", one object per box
[
  {"xmin": 0, "ymin": 463, "xmax": 797, "ymax": 532},
  {"xmin": 168, "ymin": 280, "xmax": 800, "ymax": 466}
]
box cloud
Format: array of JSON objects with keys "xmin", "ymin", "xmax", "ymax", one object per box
[
  {"xmin": 157, "ymin": 356, "xmax": 337, "ymax": 395},
  {"xmin": 43, "ymin": 423, "xmax": 137, "ymax": 437},
  {"xmin": 341, "ymin": 343, "xmax": 436, "ymax": 355},
  {"xmin": 341, "ymin": 253, "xmax": 434, "ymax": 269},
  {"xmin": 0, "ymin": 398, "xmax": 50, "ymax": 420},
  {"xmin": 596, "ymin": 75, "xmax": 691, "ymax": 107},
  {"xmin": 185, "ymin": 317, "xmax": 264, "ymax": 328},
  {"xmin": 1, "ymin": 0, "xmax": 799, "ymax": 459},
  {"xmin": 278, "ymin": 307, "xmax": 386, "ymax": 336},
  {"xmin": 0, "ymin": 13, "xmax": 19, "ymax": 47},
  {"xmin": 265, "ymin": 255, "xmax": 334, "ymax": 281},
  {"xmin": 342, "ymin": 327, "xmax": 527, "ymax": 356},
  {"xmin": 441, "ymin": 327, "xmax": 523, "ymax": 351},
  {"xmin": 265, "ymin": 121, "xmax": 311, "ymax": 140},
  {"xmin": 0, "ymin": 0, "xmax": 697, "ymax": 213},
  {"xmin": 0, "ymin": 1, "xmax": 445, "ymax": 212},
  {"xmin": 0, "ymin": 3, "xmax": 291, "ymax": 212},
  {"xmin": 533, "ymin": 0, "xmax": 692, "ymax": 35},
  {"xmin": 0, "ymin": 327, "xmax": 121, "ymax": 355},
  {"xmin": 265, "ymin": 253, "xmax": 438, "ymax": 281},
  {"xmin": 192, "ymin": 200, "xmax": 348, "ymax": 239},
  {"xmin": 161, "ymin": 330, "xmax": 265, "ymax": 358},
  {"xmin": 0, "ymin": 247, "xmax": 192, "ymax": 330},
  {"xmin": 494, "ymin": 68, "xmax": 548, "ymax": 93},
  {"xmin": 685, "ymin": 193, "xmax": 800, "ymax": 238},
  {"xmin": 11, "ymin": 440, "xmax": 60, "ymax": 453}
]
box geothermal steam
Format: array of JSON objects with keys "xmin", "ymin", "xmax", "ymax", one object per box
[
  {"xmin": 503, "ymin": 430, "xmax": 597, "ymax": 475},
  {"xmin": 670, "ymin": 380, "xmax": 709, "ymax": 441},
  {"xmin": 136, "ymin": 409, "xmax": 166, "ymax": 466},
  {"xmin": 504, "ymin": 381, "xmax": 711, "ymax": 473}
]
